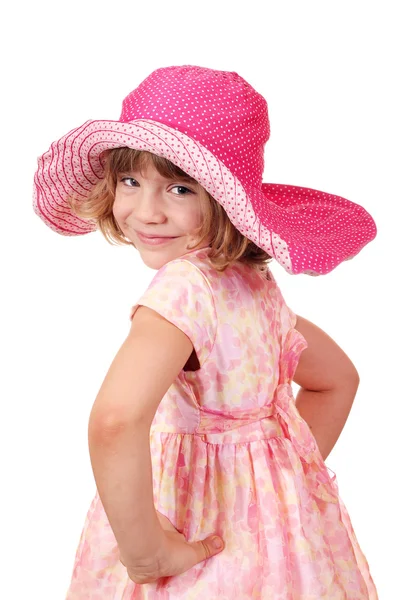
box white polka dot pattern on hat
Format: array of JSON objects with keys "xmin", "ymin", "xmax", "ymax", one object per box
[
  {"xmin": 33, "ymin": 65, "xmax": 377, "ymax": 276},
  {"xmin": 120, "ymin": 66, "xmax": 270, "ymax": 192}
]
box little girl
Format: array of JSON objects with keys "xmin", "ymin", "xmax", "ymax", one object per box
[{"xmin": 33, "ymin": 66, "xmax": 379, "ymax": 599}]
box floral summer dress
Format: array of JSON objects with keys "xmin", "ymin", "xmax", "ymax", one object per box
[{"xmin": 66, "ymin": 247, "xmax": 378, "ymax": 599}]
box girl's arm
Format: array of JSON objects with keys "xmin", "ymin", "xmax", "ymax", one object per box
[
  {"xmin": 293, "ymin": 315, "xmax": 360, "ymax": 461},
  {"xmin": 88, "ymin": 306, "xmax": 193, "ymax": 568}
]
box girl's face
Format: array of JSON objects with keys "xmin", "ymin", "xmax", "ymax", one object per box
[{"xmin": 113, "ymin": 161, "xmax": 210, "ymax": 270}]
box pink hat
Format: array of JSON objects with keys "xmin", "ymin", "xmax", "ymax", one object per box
[{"xmin": 33, "ymin": 65, "xmax": 376, "ymax": 275}]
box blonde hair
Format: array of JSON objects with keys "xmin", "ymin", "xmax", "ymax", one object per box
[{"xmin": 68, "ymin": 148, "xmax": 273, "ymax": 273}]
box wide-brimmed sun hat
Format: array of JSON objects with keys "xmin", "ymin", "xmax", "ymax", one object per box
[{"xmin": 33, "ymin": 65, "xmax": 376, "ymax": 275}]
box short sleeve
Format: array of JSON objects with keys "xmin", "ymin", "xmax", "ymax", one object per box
[
  {"xmin": 271, "ymin": 279, "xmax": 309, "ymax": 350},
  {"xmin": 270, "ymin": 279, "xmax": 309, "ymax": 383},
  {"xmin": 129, "ymin": 259, "xmax": 217, "ymax": 366}
]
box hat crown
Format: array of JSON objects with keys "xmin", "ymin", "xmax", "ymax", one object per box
[{"xmin": 119, "ymin": 65, "xmax": 270, "ymax": 189}]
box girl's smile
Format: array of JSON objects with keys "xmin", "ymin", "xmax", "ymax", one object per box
[
  {"xmin": 135, "ymin": 232, "xmax": 179, "ymax": 245},
  {"xmin": 112, "ymin": 162, "xmax": 210, "ymax": 269}
]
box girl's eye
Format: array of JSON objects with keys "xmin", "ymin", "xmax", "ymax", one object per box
[
  {"xmin": 120, "ymin": 177, "xmax": 138, "ymax": 187},
  {"xmin": 170, "ymin": 185, "xmax": 193, "ymax": 196}
]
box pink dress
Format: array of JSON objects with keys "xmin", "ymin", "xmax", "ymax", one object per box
[{"xmin": 66, "ymin": 247, "xmax": 378, "ymax": 599}]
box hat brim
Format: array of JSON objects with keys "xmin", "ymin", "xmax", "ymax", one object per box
[{"xmin": 33, "ymin": 119, "xmax": 377, "ymax": 275}]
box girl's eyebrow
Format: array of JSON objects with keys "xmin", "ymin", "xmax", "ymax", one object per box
[
  {"xmin": 117, "ymin": 170, "xmax": 198, "ymax": 185},
  {"xmin": 117, "ymin": 170, "xmax": 140, "ymax": 176}
]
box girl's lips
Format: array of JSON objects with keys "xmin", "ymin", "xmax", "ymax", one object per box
[{"xmin": 136, "ymin": 232, "xmax": 178, "ymax": 246}]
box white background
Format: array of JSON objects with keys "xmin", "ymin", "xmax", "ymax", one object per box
[{"xmin": 1, "ymin": 1, "xmax": 398, "ymax": 598}]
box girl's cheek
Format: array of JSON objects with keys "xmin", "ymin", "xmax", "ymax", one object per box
[{"xmin": 112, "ymin": 197, "xmax": 126, "ymax": 218}]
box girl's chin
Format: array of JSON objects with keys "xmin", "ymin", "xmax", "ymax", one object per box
[
  {"xmin": 141, "ymin": 256, "xmax": 170, "ymax": 270},
  {"xmin": 132, "ymin": 238, "xmax": 207, "ymax": 269},
  {"xmin": 137, "ymin": 246, "xmax": 189, "ymax": 270}
]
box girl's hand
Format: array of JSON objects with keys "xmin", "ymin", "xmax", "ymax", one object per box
[{"xmin": 119, "ymin": 511, "xmax": 224, "ymax": 584}]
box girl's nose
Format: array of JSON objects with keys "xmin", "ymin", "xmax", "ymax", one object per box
[{"xmin": 133, "ymin": 191, "xmax": 166, "ymax": 224}]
